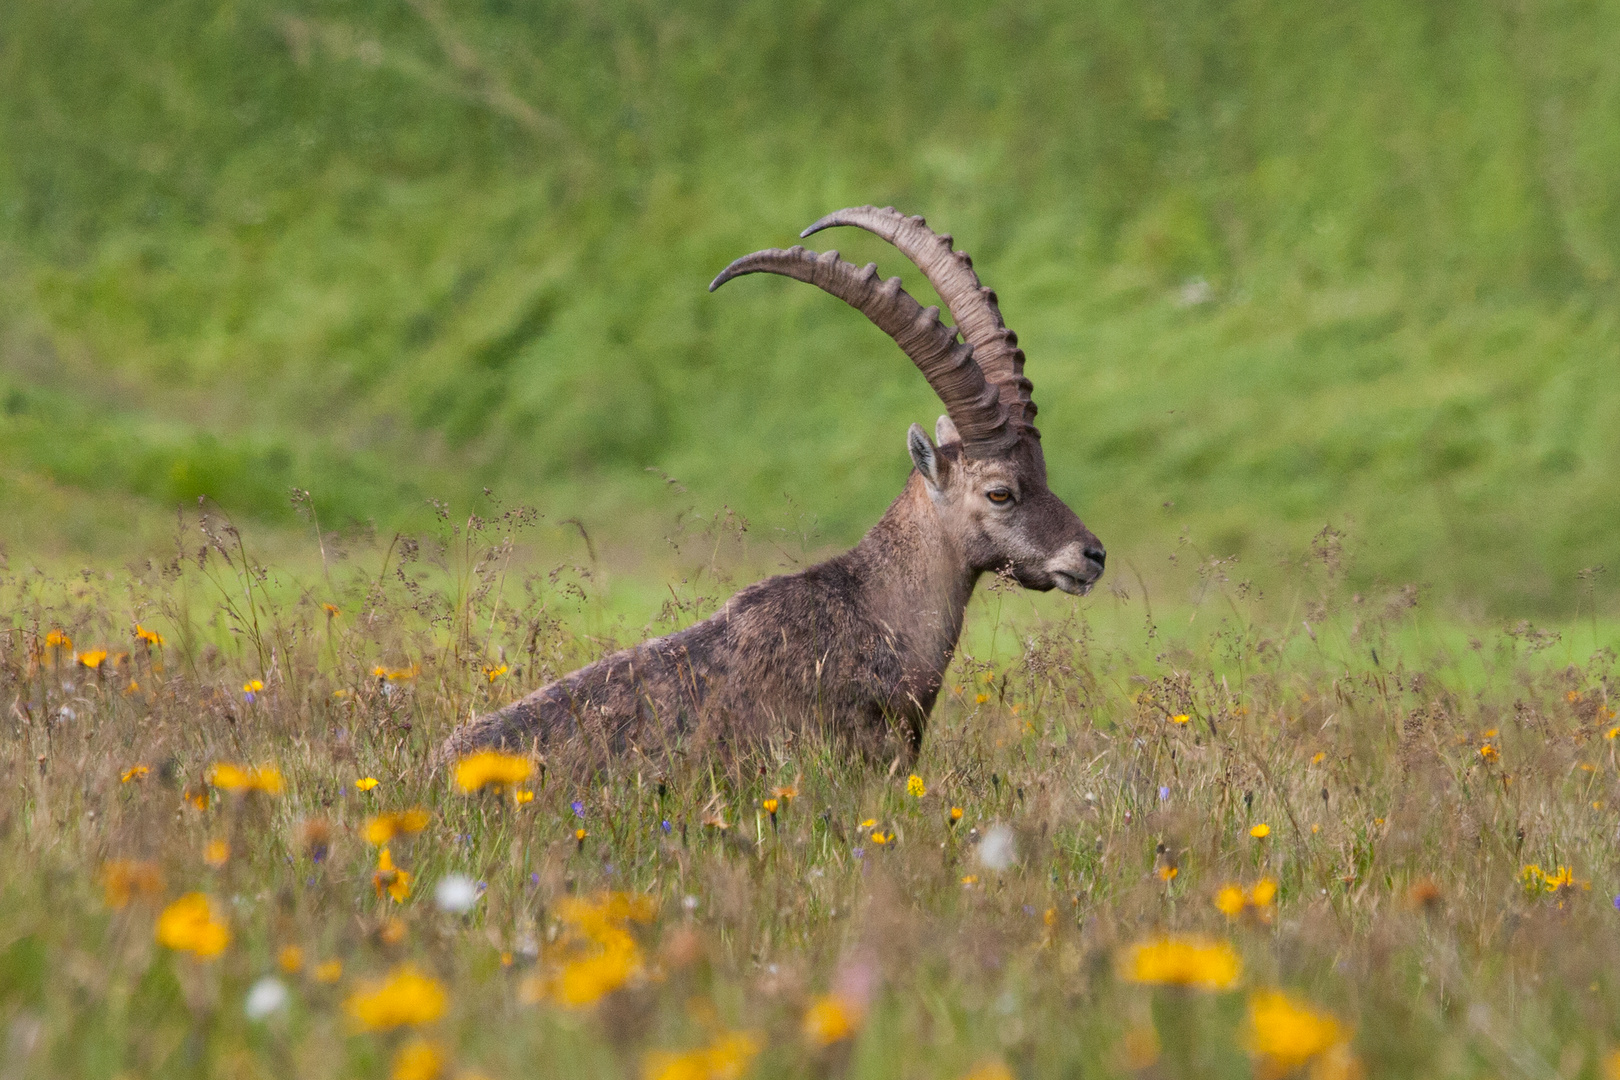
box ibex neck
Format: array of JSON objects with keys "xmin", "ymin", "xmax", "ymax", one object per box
[{"xmin": 845, "ymin": 474, "xmax": 978, "ymax": 688}]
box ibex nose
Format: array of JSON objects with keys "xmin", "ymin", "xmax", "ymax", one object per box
[{"xmin": 1083, "ymin": 545, "xmax": 1106, "ymax": 572}]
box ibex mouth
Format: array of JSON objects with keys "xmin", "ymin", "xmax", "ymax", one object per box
[{"xmin": 1051, "ymin": 570, "xmax": 1096, "ymax": 596}]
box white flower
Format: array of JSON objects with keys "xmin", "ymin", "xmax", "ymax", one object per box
[
  {"xmin": 244, "ymin": 976, "xmax": 289, "ymax": 1020},
  {"xmin": 977, "ymin": 823, "xmax": 1017, "ymax": 872},
  {"xmin": 434, "ymin": 873, "xmax": 481, "ymax": 914}
]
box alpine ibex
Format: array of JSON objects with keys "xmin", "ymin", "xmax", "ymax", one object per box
[{"xmin": 438, "ymin": 207, "xmax": 1104, "ymax": 764}]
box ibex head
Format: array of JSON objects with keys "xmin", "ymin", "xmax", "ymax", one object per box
[{"xmin": 712, "ymin": 206, "xmax": 1105, "ymax": 595}]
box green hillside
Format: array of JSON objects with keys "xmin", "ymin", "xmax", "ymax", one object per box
[{"xmin": 2, "ymin": 0, "xmax": 1617, "ymax": 612}]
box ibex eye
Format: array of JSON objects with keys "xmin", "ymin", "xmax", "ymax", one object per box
[{"xmin": 986, "ymin": 489, "xmax": 1013, "ymax": 505}]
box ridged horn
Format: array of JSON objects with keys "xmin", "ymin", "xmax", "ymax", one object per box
[
  {"xmin": 710, "ymin": 246, "xmax": 1015, "ymax": 457},
  {"xmin": 802, "ymin": 206, "xmax": 1037, "ymax": 434}
]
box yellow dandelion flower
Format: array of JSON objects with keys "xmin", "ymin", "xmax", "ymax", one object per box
[
  {"xmin": 1156, "ymin": 865, "xmax": 1178, "ymax": 882},
  {"xmin": 242, "ymin": 679, "xmax": 265, "ymax": 694},
  {"xmin": 514, "ymin": 788, "xmax": 535, "ymax": 805},
  {"xmin": 454, "ymin": 750, "xmax": 534, "ymax": 793},
  {"xmin": 134, "ymin": 624, "xmax": 165, "ymax": 646},
  {"xmin": 184, "ymin": 788, "xmax": 210, "ymax": 811},
  {"xmin": 364, "ymin": 808, "xmax": 431, "ymax": 846},
  {"xmin": 763, "ymin": 798, "xmax": 779, "ymax": 814},
  {"xmin": 1479, "ymin": 744, "xmax": 1499, "ymax": 761},
  {"xmin": 906, "ymin": 774, "xmax": 926, "ymax": 798},
  {"xmin": 373, "ymin": 664, "xmax": 420, "ymax": 682},
  {"xmin": 803, "ymin": 994, "xmax": 862, "ymax": 1046},
  {"xmin": 45, "ymin": 629, "xmax": 72, "ymax": 650},
  {"xmin": 207, "ymin": 762, "xmax": 284, "ymax": 794},
  {"xmin": 344, "ymin": 964, "xmax": 447, "ymax": 1031},
  {"xmin": 1245, "ymin": 990, "xmax": 1347, "ymax": 1076},
  {"xmin": 859, "ymin": 818, "xmax": 877, "ymax": 830},
  {"xmin": 391, "ymin": 1038, "xmax": 445, "ymax": 1080},
  {"xmin": 121, "ymin": 765, "xmax": 149, "ymax": 783},
  {"xmin": 950, "ymin": 806, "xmax": 964, "ymax": 822},
  {"xmin": 1250, "ymin": 823, "xmax": 1271, "ymax": 839},
  {"xmin": 1171, "ymin": 714, "xmax": 1191, "ymax": 725},
  {"xmin": 374, "ymin": 848, "xmax": 413, "ymax": 902},
  {"xmin": 1214, "ymin": 884, "xmax": 1247, "ymax": 918},
  {"xmin": 155, "ymin": 893, "xmax": 231, "ymax": 958},
  {"xmin": 1119, "ymin": 934, "xmax": 1242, "ymax": 991},
  {"xmin": 203, "ymin": 838, "xmax": 230, "ymax": 867},
  {"xmin": 642, "ymin": 1031, "xmax": 762, "ymax": 1080},
  {"xmin": 1310, "ymin": 751, "xmax": 1326, "ymax": 764},
  {"xmin": 314, "ymin": 959, "xmax": 344, "ymax": 983},
  {"xmin": 356, "ymin": 776, "xmax": 380, "ymax": 792},
  {"xmin": 960, "ymin": 875, "xmax": 980, "ymax": 885},
  {"xmin": 871, "ymin": 831, "xmax": 891, "ymax": 846},
  {"xmin": 1250, "ymin": 877, "xmax": 1278, "ymax": 907},
  {"xmin": 482, "ymin": 664, "xmax": 507, "ymax": 684},
  {"xmin": 101, "ymin": 859, "xmax": 164, "ymax": 909},
  {"xmin": 77, "ymin": 649, "xmax": 109, "ymax": 670},
  {"xmin": 1606, "ymin": 726, "xmax": 1620, "ymax": 740},
  {"xmin": 278, "ymin": 945, "xmax": 305, "ymax": 974},
  {"xmin": 974, "ymin": 693, "xmax": 989, "ymax": 704}
]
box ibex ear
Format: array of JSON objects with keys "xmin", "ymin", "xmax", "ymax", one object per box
[
  {"xmin": 935, "ymin": 414, "xmax": 960, "ymax": 447},
  {"xmin": 907, "ymin": 423, "xmax": 944, "ymax": 492}
]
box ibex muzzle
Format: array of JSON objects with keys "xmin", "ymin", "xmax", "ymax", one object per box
[{"xmin": 438, "ymin": 207, "xmax": 1103, "ymax": 765}]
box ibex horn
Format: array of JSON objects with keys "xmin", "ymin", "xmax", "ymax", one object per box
[
  {"xmin": 802, "ymin": 206, "xmax": 1037, "ymax": 433},
  {"xmin": 710, "ymin": 246, "xmax": 1015, "ymax": 457}
]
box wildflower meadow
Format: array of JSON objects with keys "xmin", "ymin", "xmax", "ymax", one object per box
[{"xmin": 2, "ymin": 503, "xmax": 1616, "ymax": 1079}]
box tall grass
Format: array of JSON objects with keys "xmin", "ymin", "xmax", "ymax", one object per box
[{"xmin": 1, "ymin": 506, "xmax": 1616, "ymax": 1077}]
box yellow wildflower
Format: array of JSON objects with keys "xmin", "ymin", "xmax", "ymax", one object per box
[
  {"xmin": 121, "ymin": 765, "xmax": 149, "ymax": 783},
  {"xmin": 1215, "ymin": 884, "xmax": 1247, "ymax": 918},
  {"xmin": 906, "ymin": 774, "xmax": 926, "ymax": 798},
  {"xmin": 344, "ymin": 964, "xmax": 447, "ymax": 1030},
  {"xmin": 960, "ymin": 875, "xmax": 979, "ymax": 885},
  {"xmin": 859, "ymin": 818, "xmax": 877, "ymax": 830},
  {"xmin": 1156, "ymin": 865, "xmax": 1178, "ymax": 882},
  {"xmin": 1250, "ymin": 823, "xmax": 1271, "ymax": 839},
  {"xmin": 641, "ymin": 1031, "xmax": 761, "ymax": 1080},
  {"xmin": 243, "ymin": 679, "xmax": 265, "ymax": 694},
  {"xmin": 203, "ymin": 838, "xmax": 230, "ymax": 867},
  {"xmin": 77, "ymin": 649, "xmax": 109, "ymax": 670},
  {"xmin": 374, "ymin": 848, "xmax": 412, "ymax": 902},
  {"xmin": 391, "ymin": 1038, "xmax": 445, "ymax": 1080},
  {"xmin": 101, "ymin": 859, "xmax": 163, "ymax": 909},
  {"xmin": 871, "ymin": 830, "xmax": 892, "ymax": 846},
  {"xmin": 514, "ymin": 789, "xmax": 535, "ymax": 805},
  {"xmin": 1250, "ymin": 877, "xmax": 1278, "ymax": 907},
  {"xmin": 1479, "ymin": 743, "xmax": 1499, "ymax": 761},
  {"xmin": 1119, "ymin": 934, "xmax": 1242, "ymax": 990},
  {"xmin": 482, "ymin": 664, "xmax": 507, "ymax": 684},
  {"xmin": 278, "ymin": 945, "xmax": 305, "ymax": 974},
  {"xmin": 134, "ymin": 624, "xmax": 165, "ymax": 646},
  {"xmin": 207, "ymin": 762, "xmax": 284, "ymax": 795},
  {"xmin": 1245, "ymin": 989, "xmax": 1348, "ymax": 1078},
  {"xmin": 373, "ymin": 664, "xmax": 420, "ymax": 681},
  {"xmin": 364, "ymin": 808, "xmax": 431, "ymax": 846},
  {"xmin": 763, "ymin": 798, "xmax": 779, "ymax": 814},
  {"xmin": 155, "ymin": 893, "xmax": 231, "ymax": 958},
  {"xmin": 314, "ymin": 959, "xmax": 343, "ymax": 983},
  {"xmin": 1170, "ymin": 714, "xmax": 1191, "ymax": 725},
  {"xmin": 773, "ymin": 786, "xmax": 799, "ymax": 801},
  {"xmin": 1606, "ymin": 726, "xmax": 1620, "ymax": 740},
  {"xmin": 1310, "ymin": 751, "xmax": 1326, "ymax": 764},
  {"xmin": 454, "ymin": 750, "xmax": 534, "ymax": 793},
  {"xmin": 356, "ymin": 776, "xmax": 380, "ymax": 792},
  {"xmin": 950, "ymin": 806, "xmax": 964, "ymax": 823},
  {"xmin": 803, "ymin": 994, "xmax": 862, "ymax": 1046},
  {"xmin": 322, "ymin": 603, "xmax": 341, "ymax": 617},
  {"xmin": 45, "ymin": 629, "xmax": 72, "ymax": 650},
  {"xmin": 523, "ymin": 892, "xmax": 655, "ymax": 1008}
]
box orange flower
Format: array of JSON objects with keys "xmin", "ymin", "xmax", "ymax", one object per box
[{"xmin": 155, "ymin": 893, "xmax": 231, "ymax": 958}]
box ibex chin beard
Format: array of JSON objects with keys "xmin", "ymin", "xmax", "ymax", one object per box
[{"xmin": 437, "ymin": 206, "xmax": 1104, "ymax": 768}]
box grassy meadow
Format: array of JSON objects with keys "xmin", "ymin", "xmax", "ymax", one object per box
[
  {"xmin": 3, "ymin": 1, "xmax": 1620, "ymax": 1077},
  {"xmin": 2, "ymin": 508, "xmax": 1619, "ymax": 1079}
]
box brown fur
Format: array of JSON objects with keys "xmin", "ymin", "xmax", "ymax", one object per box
[{"xmin": 437, "ymin": 427, "xmax": 1102, "ymax": 765}]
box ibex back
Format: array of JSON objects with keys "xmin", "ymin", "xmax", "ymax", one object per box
[{"xmin": 437, "ymin": 207, "xmax": 1104, "ymax": 765}]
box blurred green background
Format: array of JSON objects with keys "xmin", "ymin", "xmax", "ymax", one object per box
[{"xmin": 1, "ymin": 0, "xmax": 1616, "ymax": 613}]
